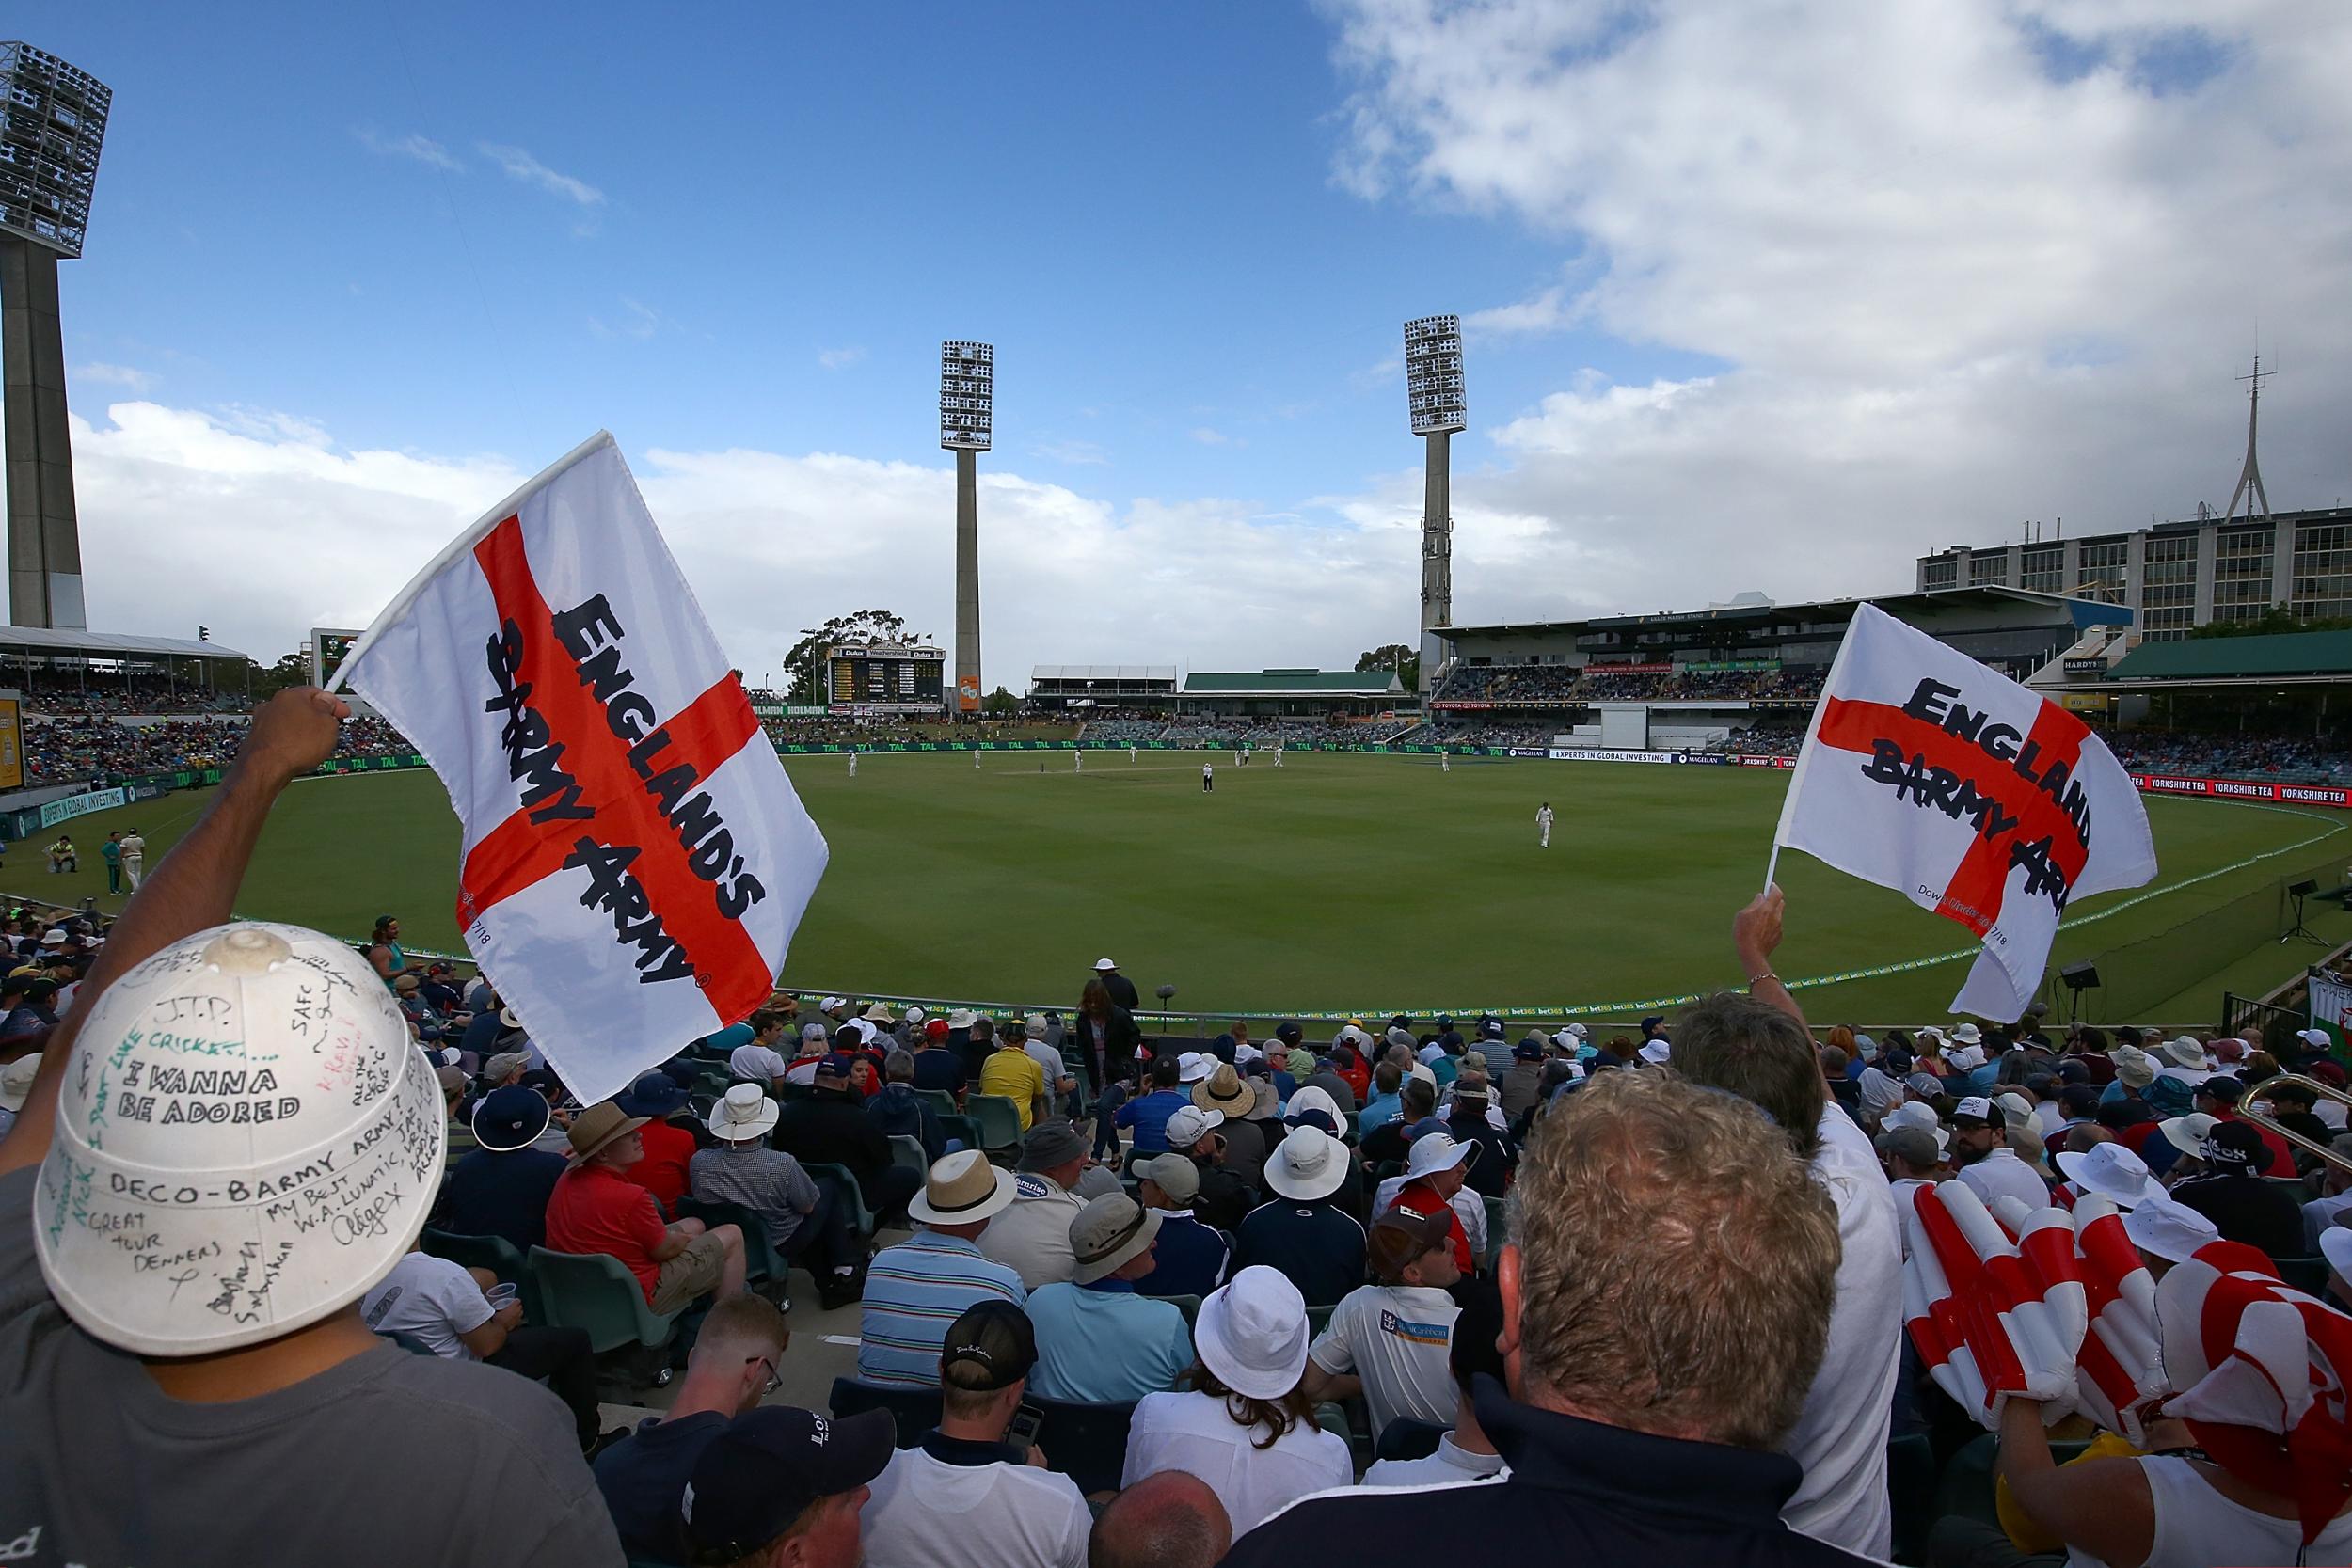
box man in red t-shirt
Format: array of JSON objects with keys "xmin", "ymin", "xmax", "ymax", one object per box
[
  {"xmin": 614, "ymin": 1072, "xmax": 698, "ymax": 1213},
  {"xmin": 547, "ymin": 1102, "xmax": 748, "ymax": 1311},
  {"xmin": 1387, "ymin": 1134, "xmax": 1479, "ymax": 1275}
]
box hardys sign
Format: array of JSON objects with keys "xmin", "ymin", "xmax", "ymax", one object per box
[{"xmin": 332, "ymin": 433, "xmax": 831, "ymax": 1101}]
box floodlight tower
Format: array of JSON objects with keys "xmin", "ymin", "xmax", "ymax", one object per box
[
  {"xmin": 1404, "ymin": 314, "xmax": 1466, "ymax": 693},
  {"xmin": 941, "ymin": 341, "xmax": 993, "ymax": 716},
  {"xmin": 0, "ymin": 42, "xmax": 109, "ymax": 630}
]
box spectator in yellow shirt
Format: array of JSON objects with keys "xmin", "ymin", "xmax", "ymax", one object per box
[{"xmin": 979, "ymin": 1035, "xmax": 1049, "ymax": 1131}]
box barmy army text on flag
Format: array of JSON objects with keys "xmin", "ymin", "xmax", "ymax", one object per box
[
  {"xmin": 332, "ymin": 432, "xmax": 829, "ymax": 1102},
  {"xmin": 1772, "ymin": 602, "xmax": 2156, "ymax": 1022}
]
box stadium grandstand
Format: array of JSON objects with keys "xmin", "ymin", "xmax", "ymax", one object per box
[{"xmin": 1429, "ymin": 586, "xmax": 2122, "ymax": 753}]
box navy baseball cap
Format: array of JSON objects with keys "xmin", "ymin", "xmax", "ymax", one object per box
[
  {"xmin": 470, "ymin": 1085, "xmax": 552, "ymax": 1152},
  {"xmin": 1274, "ymin": 1022, "xmax": 1303, "ymax": 1043},
  {"xmin": 1479, "ymin": 1019, "xmax": 1504, "ymax": 1040},
  {"xmin": 1513, "ymin": 1038, "xmax": 1544, "ymax": 1061},
  {"xmin": 816, "ymin": 1053, "xmax": 859, "ymax": 1081},
  {"xmin": 1640, "ymin": 1015, "xmax": 1666, "ymax": 1034},
  {"xmin": 683, "ymin": 1406, "xmax": 893, "ymax": 1564}
]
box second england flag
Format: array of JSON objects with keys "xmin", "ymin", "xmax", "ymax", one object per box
[
  {"xmin": 335, "ymin": 432, "xmax": 830, "ymax": 1101},
  {"xmin": 1772, "ymin": 603, "xmax": 2155, "ymax": 1021}
]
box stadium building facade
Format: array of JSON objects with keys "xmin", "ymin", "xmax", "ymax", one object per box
[
  {"xmin": 1432, "ymin": 588, "xmax": 2125, "ymax": 754},
  {"xmin": 1914, "ymin": 504, "xmax": 2352, "ymax": 642}
]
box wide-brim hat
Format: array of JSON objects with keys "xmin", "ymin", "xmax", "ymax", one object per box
[
  {"xmin": 0, "ymin": 1050, "xmax": 42, "ymax": 1114},
  {"xmin": 1949, "ymin": 1023, "xmax": 1983, "ymax": 1045},
  {"xmin": 2159, "ymin": 1112, "xmax": 2219, "ymax": 1159},
  {"xmin": 705, "ymin": 1083, "xmax": 780, "ymax": 1143},
  {"xmin": 1070, "ymin": 1195, "xmax": 1162, "ymax": 1286},
  {"xmin": 2114, "ymin": 1047, "xmax": 2158, "ymax": 1088},
  {"xmin": 470, "ymin": 1084, "xmax": 552, "ymax": 1152},
  {"xmin": 498, "ymin": 1006, "xmax": 525, "ymax": 1031},
  {"xmin": 1196, "ymin": 1267, "xmax": 1310, "ymax": 1401},
  {"xmin": 909, "ymin": 1148, "xmax": 1017, "ymax": 1226},
  {"xmin": 2122, "ymin": 1193, "xmax": 2218, "ymax": 1263},
  {"xmin": 863, "ymin": 1004, "xmax": 896, "ymax": 1023},
  {"xmin": 2057, "ymin": 1143, "xmax": 2161, "ymax": 1207},
  {"xmin": 566, "ymin": 1101, "xmax": 651, "ymax": 1161},
  {"xmin": 1405, "ymin": 1132, "xmax": 1476, "ymax": 1180},
  {"xmin": 1264, "ymin": 1124, "xmax": 1347, "ymax": 1201},
  {"xmin": 1094, "ymin": 958, "xmax": 1119, "ymax": 972},
  {"xmin": 1177, "ymin": 1053, "xmax": 1214, "ymax": 1084},
  {"xmin": 946, "ymin": 1009, "xmax": 979, "ymax": 1030},
  {"xmin": 1194, "ymin": 1066, "xmax": 1254, "ymax": 1117},
  {"xmin": 618, "ymin": 1071, "xmax": 690, "ymax": 1118},
  {"xmin": 2161, "ymin": 1036, "xmax": 2209, "ymax": 1069}
]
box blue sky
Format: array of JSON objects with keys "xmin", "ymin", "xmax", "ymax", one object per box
[
  {"xmin": 30, "ymin": 4, "xmax": 1622, "ymax": 508},
  {"xmin": 10, "ymin": 3, "xmax": 2349, "ymax": 683}
]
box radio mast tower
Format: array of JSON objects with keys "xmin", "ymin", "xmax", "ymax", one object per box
[
  {"xmin": 1403, "ymin": 315, "xmax": 1466, "ymax": 694},
  {"xmin": 2222, "ymin": 355, "xmax": 2274, "ymax": 524}
]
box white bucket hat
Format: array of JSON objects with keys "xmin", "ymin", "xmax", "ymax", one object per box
[
  {"xmin": 35, "ymin": 924, "xmax": 440, "ymax": 1356},
  {"xmin": 2121, "ymin": 1192, "xmax": 2219, "ymax": 1263},
  {"xmin": 1177, "ymin": 1053, "xmax": 1214, "ymax": 1084},
  {"xmin": 1196, "ymin": 1266, "xmax": 1310, "ymax": 1400},
  {"xmin": 1264, "ymin": 1124, "xmax": 1347, "ymax": 1201},
  {"xmin": 2056, "ymin": 1142, "xmax": 2161, "ymax": 1207},
  {"xmin": 705, "ymin": 1083, "xmax": 779, "ymax": 1143},
  {"xmin": 1282, "ymin": 1085, "xmax": 1345, "ymax": 1136},
  {"xmin": 0, "ymin": 1050, "xmax": 39, "ymax": 1114},
  {"xmin": 1948, "ymin": 1022, "xmax": 1982, "ymax": 1046},
  {"xmin": 2159, "ymin": 1112, "xmax": 2219, "ymax": 1159},
  {"xmin": 1883, "ymin": 1100, "xmax": 1949, "ymax": 1151},
  {"xmin": 1094, "ymin": 958, "xmax": 1119, "ymax": 972},
  {"xmin": 1404, "ymin": 1132, "xmax": 1476, "ymax": 1180},
  {"xmin": 908, "ymin": 1148, "xmax": 1017, "ymax": 1226},
  {"xmin": 1639, "ymin": 1040, "xmax": 1672, "ymax": 1065}
]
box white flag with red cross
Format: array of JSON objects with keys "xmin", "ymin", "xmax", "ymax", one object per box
[
  {"xmin": 1772, "ymin": 603, "xmax": 2155, "ymax": 1021},
  {"xmin": 334, "ymin": 433, "xmax": 829, "ymax": 1102}
]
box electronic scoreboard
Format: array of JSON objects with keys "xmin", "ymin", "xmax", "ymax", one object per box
[{"xmin": 826, "ymin": 644, "xmax": 946, "ymax": 717}]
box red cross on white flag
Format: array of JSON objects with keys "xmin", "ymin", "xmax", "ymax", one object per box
[
  {"xmin": 334, "ymin": 433, "xmax": 829, "ymax": 1101},
  {"xmin": 1772, "ymin": 603, "xmax": 2154, "ymax": 1021}
]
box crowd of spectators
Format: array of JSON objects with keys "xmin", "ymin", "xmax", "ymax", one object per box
[
  {"xmin": 6, "ymin": 692, "xmax": 2351, "ymax": 1568},
  {"xmin": 2102, "ymin": 728, "xmax": 2352, "ymax": 784},
  {"xmin": 15, "ymin": 675, "xmax": 247, "ymax": 716},
  {"xmin": 1432, "ymin": 660, "xmax": 1823, "ymax": 707},
  {"xmin": 21, "ymin": 710, "xmax": 414, "ymax": 784},
  {"xmin": 1428, "ymin": 719, "xmax": 1558, "ymax": 748}
]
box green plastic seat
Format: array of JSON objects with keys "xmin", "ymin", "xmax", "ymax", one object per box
[
  {"xmin": 527, "ymin": 1245, "xmax": 686, "ymax": 1355},
  {"xmin": 1304, "ymin": 1303, "xmax": 1337, "ymax": 1339},
  {"xmin": 965, "ymin": 1094, "xmax": 1025, "ymax": 1153},
  {"xmin": 672, "ymin": 1196, "xmax": 783, "ymax": 1286},
  {"xmin": 888, "ymin": 1134, "xmax": 930, "ymax": 1174},
  {"xmin": 914, "ymin": 1088, "xmax": 960, "ymax": 1119},
  {"xmin": 804, "ymin": 1161, "xmax": 879, "ymax": 1236},
  {"xmin": 2274, "ymin": 1254, "xmax": 2331, "ymax": 1295},
  {"xmin": 940, "ymin": 1112, "xmax": 980, "ymax": 1151},
  {"xmin": 1138, "ymin": 1291, "xmax": 1200, "ymax": 1327},
  {"xmin": 830, "ymin": 1375, "xmax": 941, "ymax": 1448}
]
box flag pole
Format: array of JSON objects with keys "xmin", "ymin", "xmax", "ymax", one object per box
[{"xmin": 1763, "ymin": 603, "xmax": 1874, "ymax": 898}]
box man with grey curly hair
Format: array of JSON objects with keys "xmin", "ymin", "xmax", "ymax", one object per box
[{"xmin": 1221, "ymin": 1044, "xmax": 1868, "ymax": 1568}]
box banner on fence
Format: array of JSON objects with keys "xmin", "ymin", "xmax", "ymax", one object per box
[
  {"xmin": 2311, "ymin": 973, "xmax": 2352, "ymax": 1051},
  {"xmin": 38, "ymin": 786, "xmax": 126, "ymax": 830},
  {"xmin": 2129, "ymin": 773, "xmax": 2352, "ymax": 810}
]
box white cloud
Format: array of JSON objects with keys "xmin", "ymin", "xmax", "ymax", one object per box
[
  {"xmin": 1320, "ymin": 0, "xmax": 2352, "ymax": 610},
  {"xmin": 1031, "ymin": 437, "xmax": 1110, "ymax": 466},
  {"xmin": 476, "ymin": 142, "xmax": 604, "ymax": 206},
  {"xmin": 817, "ymin": 346, "xmax": 867, "ymax": 371},
  {"xmin": 63, "ymin": 402, "xmax": 1506, "ymax": 685},
  {"xmin": 72, "ymin": 362, "xmax": 157, "ymax": 394},
  {"xmin": 1189, "ymin": 426, "xmax": 1240, "ymax": 447},
  {"xmin": 358, "ymin": 129, "xmax": 461, "ymax": 171}
]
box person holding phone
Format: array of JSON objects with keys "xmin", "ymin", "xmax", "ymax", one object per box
[{"xmin": 859, "ymin": 1300, "xmax": 1092, "ymax": 1568}]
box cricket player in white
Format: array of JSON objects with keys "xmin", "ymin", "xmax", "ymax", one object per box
[
  {"xmin": 976, "ymin": 749, "xmax": 982, "ymax": 768},
  {"xmin": 848, "ymin": 751, "xmax": 858, "ymax": 778},
  {"xmin": 1129, "ymin": 746, "xmax": 1137, "ymax": 763},
  {"xmin": 1273, "ymin": 748, "xmax": 1283, "ymax": 768},
  {"xmin": 1537, "ymin": 801, "xmax": 1554, "ymax": 848},
  {"xmin": 1202, "ymin": 763, "xmax": 1214, "ymax": 793},
  {"xmin": 1440, "ymin": 751, "xmax": 1450, "ymax": 773},
  {"xmin": 1074, "ymin": 750, "xmax": 1083, "ymax": 772}
]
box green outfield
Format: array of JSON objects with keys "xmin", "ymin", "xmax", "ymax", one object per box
[{"xmin": 17, "ymin": 749, "xmax": 2349, "ymax": 1028}]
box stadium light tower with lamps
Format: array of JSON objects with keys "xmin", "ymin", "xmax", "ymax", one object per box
[
  {"xmin": 1404, "ymin": 314, "xmax": 1466, "ymax": 694},
  {"xmin": 0, "ymin": 41, "xmax": 109, "ymax": 630},
  {"xmin": 941, "ymin": 340, "xmax": 993, "ymax": 716}
]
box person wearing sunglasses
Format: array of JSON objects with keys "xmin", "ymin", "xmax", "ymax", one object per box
[{"xmin": 592, "ymin": 1293, "xmax": 792, "ymax": 1563}]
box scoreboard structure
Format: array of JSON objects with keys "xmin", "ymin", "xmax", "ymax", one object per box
[
  {"xmin": 827, "ymin": 643, "xmax": 946, "ymax": 717},
  {"xmin": 310, "ymin": 626, "xmax": 362, "ymax": 689}
]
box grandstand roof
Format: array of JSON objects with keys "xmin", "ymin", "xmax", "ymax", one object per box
[
  {"xmin": 1031, "ymin": 666, "xmax": 1179, "ymax": 682},
  {"xmin": 1182, "ymin": 669, "xmax": 1403, "ymax": 695},
  {"xmin": 2103, "ymin": 629, "xmax": 2352, "ymax": 685},
  {"xmin": 1445, "ymin": 586, "xmax": 2127, "ymax": 639},
  {"xmin": 0, "ymin": 626, "xmax": 247, "ymax": 662}
]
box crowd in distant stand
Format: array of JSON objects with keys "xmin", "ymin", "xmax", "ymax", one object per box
[
  {"xmin": 20, "ymin": 707, "xmax": 414, "ymax": 784},
  {"xmin": 1431, "ymin": 661, "xmax": 1827, "ymax": 706},
  {"xmin": 2103, "ymin": 728, "xmax": 2352, "ymax": 784}
]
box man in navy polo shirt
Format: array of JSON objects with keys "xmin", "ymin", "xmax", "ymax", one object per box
[
  {"xmin": 1116, "ymin": 1053, "xmax": 1192, "ymax": 1159},
  {"xmin": 1231, "ymin": 1126, "xmax": 1364, "ymax": 1308},
  {"xmin": 434, "ymin": 1085, "xmax": 569, "ymax": 1254},
  {"xmin": 1135, "ymin": 1154, "xmax": 1230, "ymax": 1297},
  {"xmin": 1223, "ymin": 1069, "xmax": 1868, "ymax": 1568}
]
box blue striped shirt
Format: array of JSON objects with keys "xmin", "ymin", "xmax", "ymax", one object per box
[{"xmin": 857, "ymin": 1230, "xmax": 1027, "ymax": 1387}]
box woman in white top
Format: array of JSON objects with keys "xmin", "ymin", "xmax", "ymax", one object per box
[
  {"xmin": 1997, "ymin": 1255, "xmax": 2352, "ymax": 1566},
  {"xmin": 1121, "ymin": 1266, "xmax": 1352, "ymax": 1536}
]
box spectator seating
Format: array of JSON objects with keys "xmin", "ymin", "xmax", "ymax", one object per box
[
  {"xmin": 1373, "ymin": 1417, "xmax": 1449, "ymax": 1463},
  {"xmin": 420, "ymin": 1227, "xmax": 544, "ymax": 1323},
  {"xmin": 830, "ymin": 1375, "xmax": 943, "ymax": 1448},
  {"xmin": 964, "ymin": 1093, "xmax": 1024, "ymax": 1155},
  {"xmin": 527, "ymin": 1245, "xmax": 687, "ymax": 1356},
  {"xmin": 1029, "ymin": 1395, "xmax": 1138, "ymax": 1495}
]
